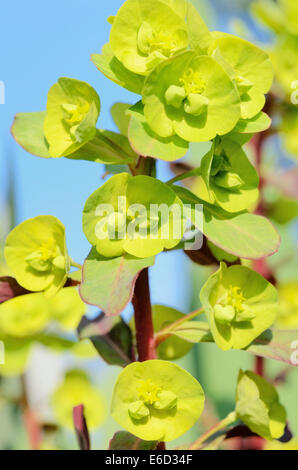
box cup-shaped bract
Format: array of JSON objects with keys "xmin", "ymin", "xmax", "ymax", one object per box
[
  {"xmin": 44, "ymin": 78, "xmax": 100, "ymax": 158},
  {"xmin": 4, "ymin": 216, "xmax": 70, "ymax": 295},
  {"xmin": 111, "ymin": 360, "xmax": 205, "ymax": 441},
  {"xmin": 142, "ymin": 51, "xmax": 241, "ymax": 142},
  {"xmin": 200, "ymin": 263, "xmax": 278, "ymax": 351},
  {"xmin": 0, "ymin": 293, "xmax": 50, "ymax": 338},
  {"xmin": 83, "ymin": 173, "xmax": 186, "ymax": 258},
  {"xmin": 272, "ymin": 35, "xmax": 298, "ymax": 98},
  {"xmin": 109, "ymin": 0, "xmax": 190, "ymax": 76},
  {"xmin": 49, "ymin": 287, "xmax": 86, "ymax": 331},
  {"xmin": 199, "ymin": 138, "xmax": 259, "ymax": 213},
  {"xmin": 52, "ymin": 370, "xmax": 106, "ymax": 430},
  {"xmin": 211, "ymin": 33, "xmax": 273, "ymax": 119},
  {"xmin": 236, "ymin": 370, "xmax": 286, "ymax": 440}
]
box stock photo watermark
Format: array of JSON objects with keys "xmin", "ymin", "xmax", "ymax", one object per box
[
  {"xmin": 94, "ymin": 197, "xmax": 204, "ymax": 251},
  {"xmin": 0, "ymin": 80, "xmax": 5, "ymax": 105}
]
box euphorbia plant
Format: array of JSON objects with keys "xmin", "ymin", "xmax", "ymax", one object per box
[{"xmin": 2, "ymin": 0, "xmax": 298, "ymax": 451}]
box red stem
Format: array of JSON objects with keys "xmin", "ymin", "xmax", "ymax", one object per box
[{"xmin": 132, "ymin": 268, "xmax": 156, "ymax": 362}]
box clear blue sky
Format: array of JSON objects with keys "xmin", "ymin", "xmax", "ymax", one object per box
[{"xmin": 0, "ymin": 0, "xmax": 197, "ymax": 311}]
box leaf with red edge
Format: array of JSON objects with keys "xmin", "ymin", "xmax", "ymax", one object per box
[
  {"xmin": 73, "ymin": 404, "xmax": 90, "ymax": 451},
  {"xmin": 0, "ymin": 276, "xmax": 30, "ymax": 304},
  {"xmin": 109, "ymin": 431, "xmax": 157, "ymax": 450},
  {"xmin": 77, "ymin": 312, "xmax": 133, "ymax": 367},
  {"xmin": 246, "ymin": 328, "xmax": 298, "ymax": 366},
  {"xmin": 79, "ymin": 248, "xmax": 155, "ymax": 316}
]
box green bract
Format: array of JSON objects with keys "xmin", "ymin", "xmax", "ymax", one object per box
[
  {"xmin": 198, "ymin": 138, "xmax": 259, "ymax": 212},
  {"xmin": 49, "ymin": 287, "xmax": 86, "ymax": 331},
  {"xmin": 44, "ymin": 78, "xmax": 100, "ymax": 157},
  {"xmin": 110, "ymin": 0, "xmax": 199, "ymax": 76},
  {"xmin": 52, "ymin": 370, "xmax": 106, "ymax": 430},
  {"xmin": 211, "ymin": 33, "xmax": 273, "ymax": 119},
  {"xmin": 83, "ymin": 173, "xmax": 185, "ymax": 258},
  {"xmin": 200, "ymin": 263, "xmax": 278, "ymax": 351},
  {"xmin": 142, "ymin": 51, "xmax": 240, "ymax": 142},
  {"xmin": 236, "ymin": 370, "xmax": 286, "ymax": 440},
  {"xmin": 4, "ymin": 216, "xmax": 70, "ymax": 295},
  {"xmin": 111, "ymin": 360, "xmax": 204, "ymax": 441},
  {"xmin": 0, "ymin": 293, "xmax": 49, "ymax": 338}
]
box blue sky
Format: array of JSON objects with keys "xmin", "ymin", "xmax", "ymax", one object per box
[{"xmin": 0, "ymin": 0, "xmax": 194, "ymax": 311}]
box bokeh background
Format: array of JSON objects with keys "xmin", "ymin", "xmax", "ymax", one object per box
[{"xmin": 0, "ymin": 0, "xmax": 297, "ymax": 450}]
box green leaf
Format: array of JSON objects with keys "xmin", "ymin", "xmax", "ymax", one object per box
[
  {"xmin": 127, "ymin": 101, "xmax": 189, "ymax": 161},
  {"xmin": 11, "ymin": 112, "xmax": 50, "ymax": 158},
  {"xmin": 232, "ymin": 112, "xmax": 271, "ymax": 134},
  {"xmin": 78, "ymin": 312, "xmax": 133, "ymax": 367},
  {"xmin": 268, "ymin": 197, "xmax": 298, "ymax": 225},
  {"xmin": 110, "ymin": 102, "xmax": 132, "ymax": 136},
  {"xmin": 174, "ymin": 186, "xmax": 280, "ymax": 259},
  {"xmin": 11, "ymin": 112, "xmax": 135, "ymax": 165},
  {"xmin": 67, "ymin": 129, "xmax": 137, "ymax": 165},
  {"xmin": 109, "ymin": 431, "xmax": 157, "ymax": 450},
  {"xmin": 246, "ymin": 328, "xmax": 298, "ymax": 366},
  {"xmin": 79, "ymin": 248, "xmax": 155, "ymax": 315},
  {"xmin": 91, "ymin": 46, "xmax": 144, "ymax": 94},
  {"xmin": 171, "ymin": 321, "xmax": 213, "ymax": 343},
  {"xmin": 236, "ymin": 370, "xmax": 286, "ymax": 440}
]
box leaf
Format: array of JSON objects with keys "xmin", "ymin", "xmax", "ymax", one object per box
[
  {"xmin": 127, "ymin": 102, "xmax": 189, "ymax": 161},
  {"xmin": 174, "ymin": 186, "xmax": 280, "ymax": 259},
  {"xmin": 79, "ymin": 248, "xmax": 155, "ymax": 315},
  {"xmin": 172, "ymin": 321, "xmax": 213, "ymax": 343},
  {"xmin": 232, "ymin": 112, "xmax": 271, "ymax": 134},
  {"xmin": 72, "ymin": 404, "xmax": 91, "ymax": 450},
  {"xmin": 67, "ymin": 129, "xmax": 136, "ymax": 164},
  {"xmin": 109, "ymin": 431, "xmax": 157, "ymax": 450},
  {"xmin": 11, "ymin": 111, "xmax": 135, "ymax": 164},
  {"xmin": 78, "ymin": 312, "xmax": 133, "ymax": 367},
  {"xmin": 11, "ymin": 112, "xmax": 50, "ymax": 158},
  {"xmin": 91, "ymin": 45, "xmax": 144, "ymax": 95},
  {"xmin": 110, "ymin": 102, "xmax": 131, "ymax": 136},
  {"xmin": 246, "ymin": 328, "xmax": 298, "ymax": 366},
  {"xmin": 0, "ymin": 276, "xmax": 30, "ymax": 304}
]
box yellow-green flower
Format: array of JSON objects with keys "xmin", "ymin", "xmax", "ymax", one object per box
[
  {"xmin": 200, "ymin": 263, "xmax": 278, "ymax": 350},
  {"xmin": 44, "ymin": 77, "xmax": 100, "ymax": 157},
  {"xmin": 52, "ymin": 370, "xmax": 106, "ymax": 430},
  {"xmin": 111, "ymin": 360, "xmax": 204, "ymax": 441},
  {"xmin": 4, "ymin": 216, "xmax": 70, "ymax": 295}
]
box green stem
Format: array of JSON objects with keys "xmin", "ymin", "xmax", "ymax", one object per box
[
  {"xmin": 155, "ymin": 307, "xmax": 204, "ymax": 347},
  {"xmin": 70, "ymin": 259, "xmax": 82, "ymax": 270},
  {"xmin": 166, "ymin": 168, "xmax": 201, "ymax": 185},
  {"xmin": 188, "ymin": 411, "xmax": 237, "ymax": 450}
]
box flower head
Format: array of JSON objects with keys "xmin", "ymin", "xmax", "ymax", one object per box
[
  {"xmin": 198, "ymin": 138, "xmax": 259, "ymax": 212},
  {"xmin": 83, "ymin": 173, "xmax": 186, "ymax": 258},
  {"xmin": 200, "ymin": 263, "xmax": 278, "ymax": 350},
  {"xmin": 52, "ymin": 370, "xmax": 106, "ymax": 430},
  {"xmin": 44, "ymin": 77, "xmax": 100, "ymax": 157},
  {"xmin": 111, "ymin": 360, "xmax": 204, "ymax": 441},
  {"xmin": 211, "ymin": 33, "xmax": 273, "ymax": 119},
  {"xmin": 4, "ymin": 216, "xmax": 70, "ymax": 295},
  {"xmin": 142, "ymin": 51, "xmax": 241, "ymax": 142}
]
